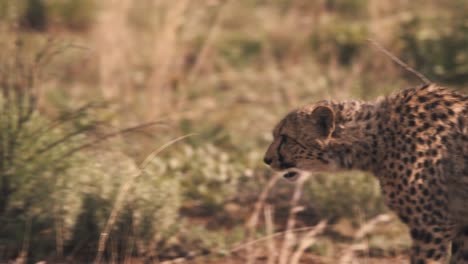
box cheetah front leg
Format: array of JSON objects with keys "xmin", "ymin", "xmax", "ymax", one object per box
[
  {"xmin": 407, "ymin": 222, "xmax": 452, "ymax": 264},
  {"xmin": 381, "ymin": 173, "xmax": 454, "ymax": 263}
]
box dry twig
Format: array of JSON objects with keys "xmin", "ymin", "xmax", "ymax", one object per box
[
  {"xmin": 290, "ymin": 220, "xmax": 327, "ymax": 264},
  {"xmin": 264, "ymin": 205, "xmax": 277, "ymax": 264},
  {"xmin": 368, "ymin": 39, "xmax": 431, "ymax": 84},
  {"xmin": 230, "ymin": 225, "xmax": 327, "ymax": 254},
  {"xmin": 160, "ymin": 173, "xmax": 326, "ymax": 264},
  {"xmin": 245, "ymin": 173, "xmax": 281, "ymax": 264},
  {"xmin": 339, "ymin": 214, "xmax": 393, "ymax": 264},
  {"xmin": 278, "ymin": 174, "xmax": 310, "ymax": 264}
]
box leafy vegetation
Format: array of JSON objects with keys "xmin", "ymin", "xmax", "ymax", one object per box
[{"xmin": 0, "ymin": 0, "xmax": 467, "ymax": 263}]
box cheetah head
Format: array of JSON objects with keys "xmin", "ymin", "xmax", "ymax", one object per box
[{"xmin": 263, "ymin": 105, "xmax": 338, "ymax": 181}]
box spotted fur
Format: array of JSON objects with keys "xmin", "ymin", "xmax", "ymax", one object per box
[{"xmin": 264, "ymin": 84, "xmax": 467, "ymax": 263}]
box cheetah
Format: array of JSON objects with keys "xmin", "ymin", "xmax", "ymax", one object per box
[{"xmin": 264, "ymin": 84, "xmax": 467, "ymax": 263}]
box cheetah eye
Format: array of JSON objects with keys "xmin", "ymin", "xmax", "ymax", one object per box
[
  {"xmin": 279, "ymin": 134, "xmax": 287, "ymax": 142},
  {"xmin": 281, "ymin": 134, "xmax": 307, "ymax": 149}
]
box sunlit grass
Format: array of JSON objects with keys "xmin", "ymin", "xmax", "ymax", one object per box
[{"xmin": 0, "ymin": 0, "xmax": 467, "ymax": 263}]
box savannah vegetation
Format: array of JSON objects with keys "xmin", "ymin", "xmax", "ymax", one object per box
[{"xmin": 0, "ymin": 0, "xmax": 468, "ymax": 263}]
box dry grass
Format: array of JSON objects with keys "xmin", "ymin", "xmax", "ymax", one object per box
[
  {"xmin": 94, "ymin": 134, "xmax": 195, "ymax": 264},
  {"xmin": 1, "ymin": 0, "xmax": 466, "ymax": 263}
]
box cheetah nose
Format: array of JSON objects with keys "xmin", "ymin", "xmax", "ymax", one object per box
[{"xmin": 264, "ymin": 157, "xmax": 273, "ymax": 165}]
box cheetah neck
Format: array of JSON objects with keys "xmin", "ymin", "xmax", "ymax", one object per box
[{"xmin": 326, "ymin": 101, "xmax": 381, "ymax": 173}]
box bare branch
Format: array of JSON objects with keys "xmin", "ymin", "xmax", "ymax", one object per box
[
  {"xmin": 264, "ymin": 205, "xmax": 277, "ymax": 264},
  {"xmin": 245, "ymin": 172, "xmax": 281, "ymax": 264},
  {"xmin": 51, "ymin": 121, "xmax": 165, "ymax": 163},
  {"xmin": 339, "ymin": 214, "xmax": 394, "ymax": 264},
  {"xmin": 28, "ymin": 102, "xmax": 105, "ymax": 140},
  {"xmin": 24, "ymin": 122, "xmax": 102, "ymax": 162},
  {"xmin": 290, "ymin": 220, "xmax": 327, "ymax": 264},
  {"xmin": 368, "ymin": 39, "xmax": 431, "ymax": 84},
  {"xmin": 278, "ymin": 174, "xmax": 310, "ymax": 264}
]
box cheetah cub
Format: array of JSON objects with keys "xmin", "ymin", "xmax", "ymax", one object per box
[{"xmin": 264, "ymin": 84, "xmax": 467, "ymax": 264}]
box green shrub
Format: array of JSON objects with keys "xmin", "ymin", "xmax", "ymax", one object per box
[
  {"xmin": 61, "ymin": 149, "xmax": 182, "ymax": 261},
  {"xmin": 150, "ymin": 143, "xmax": 245, "ymax": 213},
  {"xmin": 325, "ymin": 0, "xmax": 368, "ymax": 17},
  {"xmin": 219, "ymin": 35, "xmax": 263, "ymax": 67},
  {"xmin": 22, "ymin": 0, "xmax": 48, "ymax": 30},
  {"xmin": 310, "ymin": 20, "xmax": 368, "ymax": 65},
  {"xmin": 51, "ymin": 0, "xmax": 96, "ymax": 31},
  {"xmin": 305, "ymin": 171, "xmax": 387, "ymax": 220},
  {"xmin": 0, "ymin": 40, "xmax": 96, "ymax": 261},
  {"xmin": 400, "ymin": 11, "xmax": 468, "ymax": 84},
  {"xmin": 10, "ymin": 0, "xmax": 95, "ymax": 31}
]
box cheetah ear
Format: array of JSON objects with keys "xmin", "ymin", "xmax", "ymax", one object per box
[{"xmin": 310, "ymin": 106, "xmax": 335, "ymax": 138}]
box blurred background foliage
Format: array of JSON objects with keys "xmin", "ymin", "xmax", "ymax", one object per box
[{"xmin": 0, "ymin": 0, "xmax": 467, "ymax": 263}]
